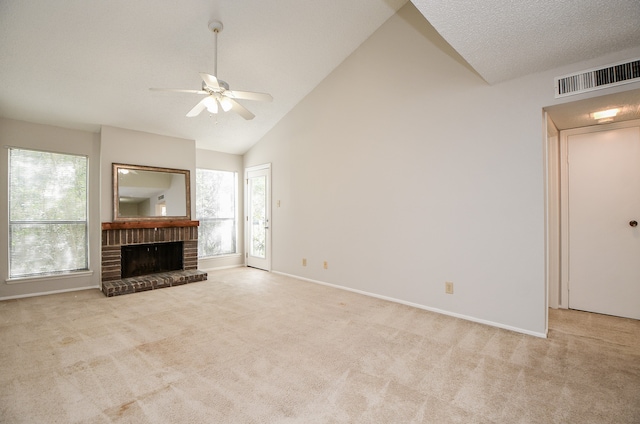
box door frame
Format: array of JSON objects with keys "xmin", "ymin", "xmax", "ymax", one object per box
[
  {"xmin": 558, "ymin": 119, "xmax": 640, "ymax": 310},
  {"xmin": 545, "ymin": 113, "xmax": 560, "ymax": 315},
  {"xmin": 244, "ymin": 163, "xmax": 271, "ymax": 271}
]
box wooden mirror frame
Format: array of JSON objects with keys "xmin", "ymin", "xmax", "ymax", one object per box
[{"xmin": 112, "ymin": 163, "xmax": 191, "ymax": 221}]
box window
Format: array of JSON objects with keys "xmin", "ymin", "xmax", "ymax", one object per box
[
  {"xmin": 9, "ymin": 148, "xmax": 88, "ymax": 278},
  {"xmin": 196, "ymin": 169, "xmax": 237, "ymax": 257}
]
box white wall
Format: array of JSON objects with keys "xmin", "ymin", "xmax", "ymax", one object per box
[
  {"xmin": 196, "ymin": 148, "xmax": 245, "ymax": 270},
  {"xmin": 244, "ymin": 3, "xmax": 640, "ymax": 336},
  {"xmin": 0, "ymin": 118, "xmax": 101, "ymax": 298},
  {"xmin": 163, "ymin": 174, "xmax": 188, "ymax": 216}
]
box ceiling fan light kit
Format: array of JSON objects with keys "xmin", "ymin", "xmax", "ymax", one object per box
[
  {"xmin": 150, "ymin": 20, "xmax": 272, "ymax": 120},
  {"xmin": 203, "ymin": 96, "xmax": 218, "ymax": 114}
]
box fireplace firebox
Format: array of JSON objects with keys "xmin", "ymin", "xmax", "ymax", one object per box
[{"xmin": 121, "ymin": 241, "xmax": 183, "ymax": 278}]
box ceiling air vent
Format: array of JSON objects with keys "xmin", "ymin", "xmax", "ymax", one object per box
[{"xmin": 554, "ymin": 58, "xmax": 640, "ymax": 98}]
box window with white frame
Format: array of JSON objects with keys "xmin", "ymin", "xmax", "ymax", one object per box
[
  {"xmin": 8, "ymin": 148, "xmax": 88, "ymax": 279},
  {"xmin": 196, "ymin": 169, "xmax": 237, "ymax": 257}
]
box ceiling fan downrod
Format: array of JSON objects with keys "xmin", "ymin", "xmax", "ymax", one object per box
[{"xmin": 208, "ymin": 20, "xmax": 223, "ymax": 77}]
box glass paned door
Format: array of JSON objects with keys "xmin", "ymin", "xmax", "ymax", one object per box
[
  {"xmin": 246, "ymin": 164, "xmax": 271, "ymax": 270},
  {"xmin": 249, "ymin": 175, "xmax": 266, "ymax": 258}
]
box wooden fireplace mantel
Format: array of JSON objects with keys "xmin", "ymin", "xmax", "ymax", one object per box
[{"xmin": 102, "ymin": 220, "xmax": 199, "ymax": 230}]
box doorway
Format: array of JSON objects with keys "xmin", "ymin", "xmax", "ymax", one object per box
[
  {"xmin": 545, "ymin": 89, "xmax": 640, "ymax": 322},
  {"xmin": 560, "ymin": 121, "xmax": 640, "ymax": 319},
  {"xmin": 245, "ymin": 164, "xmax": 271, "ymax": 271}
]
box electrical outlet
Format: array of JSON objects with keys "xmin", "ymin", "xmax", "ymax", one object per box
[
  {"xmin": 323, "ymin": 261, "xmax": 328, "ymax": 269},
  {"xmin": 445, "ymin": 281, "xmax": 454, "ymax": 294},
  {"xmin": 302, "ymin": 258, "xmax": 307, "ymax": 266}
]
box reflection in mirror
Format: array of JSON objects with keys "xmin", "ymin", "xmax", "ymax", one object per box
[{"xmin": 113, "ymin": 163, "xmax": 191, "ymax": 221}]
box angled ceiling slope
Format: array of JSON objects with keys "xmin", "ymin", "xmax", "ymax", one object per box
[{"xmin": 411, "ymin": 0, "xmax": 640, "ymax": 84}]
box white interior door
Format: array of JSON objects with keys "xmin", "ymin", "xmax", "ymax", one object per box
[
  {"xmin": 566, "ymin": 123, "xmax": 640, "ymax": 319},
  {"xmin": 245, "ymin": 164, "xmax": 271, "ymax": 271}
]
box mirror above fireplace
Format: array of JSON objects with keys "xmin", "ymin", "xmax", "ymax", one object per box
[{"xmin": 113, "ymin": 163, "xmax": 191, "ymax": 221}]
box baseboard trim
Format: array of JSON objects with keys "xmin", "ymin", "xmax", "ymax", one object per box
[
  {"xmin": 0, "ymin": 285, "xmax": 101, "ymax": 301},
  {"xmin": 200, "ymin": 264, "xmax": 244, "ymax": 272},
  {"xmin": 273, "ymin": 271, "xmax": 548, "ymax": 339}
]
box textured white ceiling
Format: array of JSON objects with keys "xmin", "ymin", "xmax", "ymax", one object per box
[
  {"xmin": 412, "ymin": 0, "xmax": 640, "ymax": 84},
  {"xmin": 1, "ymin": 1, "xmax": 639, "ymax": 154}
]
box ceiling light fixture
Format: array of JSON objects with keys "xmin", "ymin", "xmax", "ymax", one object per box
[
  {"xmin": 203, "ymin": 96, "xmax": 218, "ymax": 113},
  {"xmin": 219, "ymin": 96, "xmax": 233, "ymax": 112},
  {"xmin": 592, "ymin": 108, "xmax": 619, "ymax": 120}
]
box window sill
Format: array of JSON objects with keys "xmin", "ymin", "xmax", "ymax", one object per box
[{"xmin": 6, "ymin": 270, "xmax": 94, "ymax": 285}]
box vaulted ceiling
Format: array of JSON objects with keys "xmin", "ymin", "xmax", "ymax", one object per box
[{"xmin": 1, "ymin": 1, "xmax": 639, "ymax": 154}]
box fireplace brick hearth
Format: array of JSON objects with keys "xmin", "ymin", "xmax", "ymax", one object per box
[
  {"xmin": 101, "ymin": 220, "xmax": 207, "ymax": 297},
  {"xmin": 102, "ymin": 270, "xmax": 207, "ymax": 297}
]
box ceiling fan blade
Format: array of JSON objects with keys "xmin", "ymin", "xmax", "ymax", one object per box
[
  {"xmin": 229, "ymin": 98, "xmax": 255, "ymax": 120},
  {"xmin": 186, "ymin": 97, "xmax": 209, "ymax": 117},
  {"xmin": 149, "ymin": 88, "xmax": 207, "ymax": 94},
  {"xmin": 200, "ymin": 73, "xmax": 220, "ymax": 89},
  {"xmin": 226, "ymin": 90, "xmax": 273, "ymax": 102}
]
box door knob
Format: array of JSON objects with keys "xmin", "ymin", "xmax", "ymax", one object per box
[{"xmin": 631, "ymin": 220, "xmax": 638, "ymax": 227}]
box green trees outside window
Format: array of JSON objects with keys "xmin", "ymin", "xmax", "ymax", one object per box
[
  {"xmin": 196, "ymin": 169, "xmax": 237, "ymax": 257},
  {"xmin": 9, "ymin": 148, "xmax": 88, "ymax": 278}
]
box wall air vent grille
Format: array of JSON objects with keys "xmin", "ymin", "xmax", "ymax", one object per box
[{"xmin": 555, "ymin": 58, "xmax": 640, "ymax": 98}]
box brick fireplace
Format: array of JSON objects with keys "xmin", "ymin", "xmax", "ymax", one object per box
[{"xmin": 101, "ymin": 220, "xmax": 207, "ymax": 296}]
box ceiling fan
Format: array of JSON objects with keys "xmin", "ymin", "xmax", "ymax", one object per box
[{"xmin": 150, "ymin": 21, "xmax": 272, "ymax": 120}]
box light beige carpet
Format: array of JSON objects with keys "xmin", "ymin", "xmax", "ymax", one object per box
[{"xmin": 1, "ymin": 267, "xmax": 638, "ymax": 423}]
